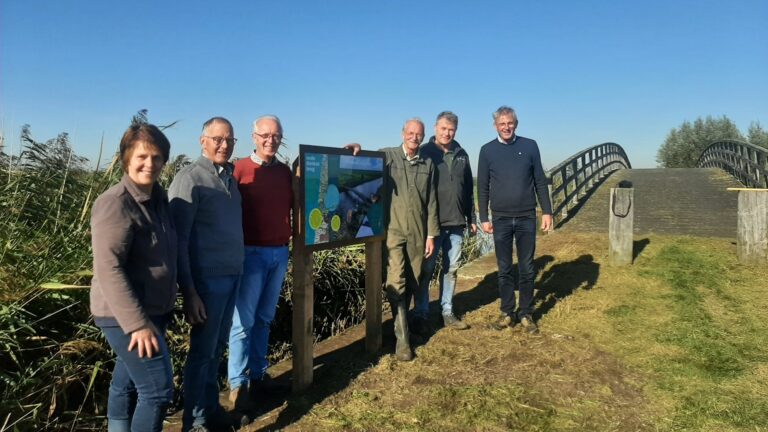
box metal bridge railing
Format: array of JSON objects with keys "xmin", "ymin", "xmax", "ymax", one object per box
[
  {"xmin": 697, "ymin": 140, "xmax": 768, "ymax": 189},
  {"xmin": 547, "ymin": 143, "xmax": 631, "ymax": 226}
]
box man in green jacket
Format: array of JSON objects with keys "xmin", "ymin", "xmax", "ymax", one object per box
[
  {"xmin": 380, "ymin": 118, "xmax": 439, "ymax": 361},
  {"xmin": 347, "ymin": 118, "xmax": 439, "ymax": 361}
]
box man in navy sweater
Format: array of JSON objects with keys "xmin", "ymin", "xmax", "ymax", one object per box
[{"xmin": 477, "ymin": 106, "xmax": 552, "ymax": 334}]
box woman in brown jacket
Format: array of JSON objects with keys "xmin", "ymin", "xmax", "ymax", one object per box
[{"xmin": 90, "ymin": 123, "xmax": 177, "ymax": 431}]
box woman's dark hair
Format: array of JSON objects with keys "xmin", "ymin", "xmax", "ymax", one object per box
[{"xmin": 119, "ymin": 123, "xmax": 171, "ymax": 171}]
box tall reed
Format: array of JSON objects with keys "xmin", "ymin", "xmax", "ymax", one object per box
[{"xmin": 0, "ymin": 123, "xmax": 489, "ymax": 430}]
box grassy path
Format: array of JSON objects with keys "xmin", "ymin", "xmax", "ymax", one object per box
[{"xmin": 224, "ymin": 232, "xmax": 768, "ymax": 431}]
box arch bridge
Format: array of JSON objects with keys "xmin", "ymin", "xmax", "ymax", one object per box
[{"xmin": 545, "ymin": 140, "xmax": 768, "ymax": 238}]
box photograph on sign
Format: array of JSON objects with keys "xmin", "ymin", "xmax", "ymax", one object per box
[{"xmin": 302, "ymin": 146, "xmax": 385, "ymax": 247}]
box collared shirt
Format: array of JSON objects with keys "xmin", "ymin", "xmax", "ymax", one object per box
[
  {"xmin": 215, "ymin": 162, "xmax": 234, "ymax": 190},
  {"xmin": 497, "ymin": 135, "xmax": 518, "ymax": 145},
  {"xmin": 250, "ymin": 152, "xmax": 280, "ymax": 167},
  {"xmin": 401, "ymin": 144, "xmax": 420, "ymax": 162}
]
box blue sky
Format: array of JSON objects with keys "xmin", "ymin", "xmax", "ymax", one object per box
[{"xmin": 2, "ymin": 0, "xmax": 766, "ymax": 170}]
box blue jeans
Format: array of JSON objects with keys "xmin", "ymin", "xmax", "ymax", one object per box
[
  {"xmin": 492, "ymin": 216, "xmax": 537, "ymax": 319},
  {"xmin": 415, "ymin": 226, "xmax": 464, "ymax": 319},
  {"xmin": 100, "ymin": 315, "xmax": 173, "ymax": 432},
  {"xmin": 182, "ymin": 274, "xmax": 239, "ymax": 430},
  {"xmin": 228, "ymin": 245, "xmax": 289, "ymax": 389}
]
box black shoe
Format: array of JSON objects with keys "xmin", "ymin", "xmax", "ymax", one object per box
[
  {"xmin": 250, "ymin": 374, "xmax": 291, "ymax": 397},
  {"xmin": 442, "ymin": 313, "xmax": 469, "ymax": 330},
  {"xmin": 520, "ymin": 315, "xmax": 539, "ymax": 334},
  {"xmin": 410, "ymin": 316, "xmax": 433, "ymax": 337},
  {"xmin": 205, "ymin": 408, "xmax": 235, "ymax": 431},
  {"xmin": 490, "ymin": 313, "xmax": 514, "ymax": 330}
]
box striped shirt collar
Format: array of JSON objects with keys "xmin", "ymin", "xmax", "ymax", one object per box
[{"xmin": 250, "ymin": 151, "xmax": 279, "ymax": 166}]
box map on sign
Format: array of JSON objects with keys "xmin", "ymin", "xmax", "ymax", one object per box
[{"xmin": 302, "ymin": 145, "xmax": 385, "ymax": 247}]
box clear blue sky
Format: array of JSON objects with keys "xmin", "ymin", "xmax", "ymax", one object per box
[{"xmin": 2, "ymin": 0, "xmax": 766, "ymax": 170}]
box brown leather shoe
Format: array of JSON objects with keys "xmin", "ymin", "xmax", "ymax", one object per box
[
  {"xmin": 442, "ymin": 313, "xmax": 469, "ymax": 330},
  {"xmin": 228, "ymin": 385, "xmax": 249, "ymax": 410},
  {"xmin": 490, "ymin": 313, "xmax": 514, "ymax": 330},
  {"xmin": 520, "ymin": 315, "xmax": 539, "ymax": 334}
]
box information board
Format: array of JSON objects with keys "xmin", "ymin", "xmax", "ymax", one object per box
[{"xmin": 300, "ymin": 145, "xmax": 386, "ymax": 250}]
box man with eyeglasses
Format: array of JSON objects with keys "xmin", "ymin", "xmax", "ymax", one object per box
[
  {"xmin": 477, "ymin": 106, "xmax": 552, "ymax": 335},
  {"xmin": 169, "ymin": 117, "xmax": 243, "ymax": 431},
  {"xmin": 346, "ymin": 119, "xmax": 439, "ymax": 362},
  {"xmin": 226, "ymin": 115, "xmax": 292, "ymax": 411}
]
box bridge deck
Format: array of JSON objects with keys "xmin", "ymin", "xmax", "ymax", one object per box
[{"xmin": 559, "ymin": 168, "xmax": 742, "ymax": 238}]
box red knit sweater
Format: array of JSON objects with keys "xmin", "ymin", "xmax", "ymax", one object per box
[{"xmin": 233, "ymin": 157, "xmax": 293, "ymax": 246}]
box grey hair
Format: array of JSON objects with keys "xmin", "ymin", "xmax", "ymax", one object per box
[
  {"xmin": 403, "ymin": 117, "xmax": 425, "ymax": 131},
  {"xmin": 201, "ymin": 116, "xmax": 234, "ymax": 134},
  {"xmin": 253, "ymin": 115, "xmax": 282, "ymax": 133},
  {"xmin": 435, "ymin": 111, "xmax": 459, "ymax": 127},
  {"xmin": 492, "ymin": 106, "xmax": 518, "ymax": 123}
]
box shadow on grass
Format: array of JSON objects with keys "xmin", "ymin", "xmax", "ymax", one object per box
[
  {"xmin": 419, "ymin": 255, "xmax": 556, "ymax": 329},
  {"xmin": 534, "ymin": 254, "xmax": 600, "ymax": 320},
  {"xmin": 634, "ymin": 238, "xmax": 650, "ymax": 261},
  {"xmin": 245, "ymin": 318, "xmax": 401, "ymax": 430},
  {"xmin": 244, "ymin": 255, "xmax": 574, "ymax": 430}
]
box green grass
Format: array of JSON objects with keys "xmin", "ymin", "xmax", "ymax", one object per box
[
  {"xmin": 312, "ymin": 385, "xmax": 555, "ymax": 432},
  {"xmin": 595, "ymin": 237, "xmax": 768, "ymax": 431},
  {"xmin": 285, "ymin": 233, "xmax": 768, "ymax": 432}
]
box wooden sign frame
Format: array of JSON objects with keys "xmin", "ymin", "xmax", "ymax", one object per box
[{"xmin": 291, "ymin": 145, "xmax": 385, "ymax": 391}]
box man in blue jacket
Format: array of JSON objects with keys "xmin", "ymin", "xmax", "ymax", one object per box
[
  {"xmin": 413, "ymin": 111, "xmax": 476, "ymax": 334},
  {"xmin": 477, "ymin": 106, "xmax": 552, "ymax": 334}
]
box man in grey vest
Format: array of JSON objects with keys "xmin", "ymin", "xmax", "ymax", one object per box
[{"xmin": 169, "ymin": 117, "xmax": 244, "ymax": 431}]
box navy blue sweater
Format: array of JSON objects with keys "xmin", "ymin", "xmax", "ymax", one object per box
[{"xmin": 477, "ymin": 136, "xmax": 552, "ymax": 222}]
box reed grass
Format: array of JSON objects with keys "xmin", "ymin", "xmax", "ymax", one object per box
[{"xmin": 0, "ymin": 123, "xmax": 490, "ymax": 430}]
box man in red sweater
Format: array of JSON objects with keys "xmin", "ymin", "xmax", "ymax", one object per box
[{"xmin": 227, "ymin": 115, "xmax": 292, "ymax": 409}]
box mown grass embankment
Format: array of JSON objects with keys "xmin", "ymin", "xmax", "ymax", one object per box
[{"xmin": 272, "ymin": 232, "xmax": 768, "ymax": 432}]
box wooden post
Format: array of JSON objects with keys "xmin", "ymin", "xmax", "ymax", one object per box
[
  {"xmin": 291, "ymin": 249, "xmax": 314, "ymax": 392},
  {"xmin": 291, "ymin": 158, "xmax": 314, "ymax": 392},
  {"xmin": 365, "ymin": 239, "xmax": 383, "ymax": 354},
  {"xmin": 609, "ymin": 187, "xmax": 634, "ymax": 265},
  {"xmin": 737, "ymin": 190, "xmax": 768, "ymax": 264}
]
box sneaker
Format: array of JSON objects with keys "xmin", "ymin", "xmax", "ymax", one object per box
[
  {"xmin": 442, "ymin": 313, "xmax": 470, "ymax": 330},
  {"xmin": 520, "ymin": 315, "xmax": 539, "ymax": 334},
  {"xmin": 490, "ymin": 313, "xmax": 514, "ymax": 330}
]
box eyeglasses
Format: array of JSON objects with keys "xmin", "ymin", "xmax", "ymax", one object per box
[
  {"xmin": 204, "ymin": 136, "xmax": 237, "ymax": 145},
  {"xmin": 254, "ymin": 132, "xmax": 283, "ymax": 141}
]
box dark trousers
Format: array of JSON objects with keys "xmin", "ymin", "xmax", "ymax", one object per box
[
  {"xmin": 100, "ymin": 315, "xmax": 173, "ymax": 432},
  {"xmin": 492, "ymin": 216, "xmax": 537, "ymax": 318}
]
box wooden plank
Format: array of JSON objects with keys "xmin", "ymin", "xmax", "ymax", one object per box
[
  {"xmin": 608, "ymin": 187, "xmax": 634, "ymax": 265},
  {"xmin": 737, "ymin": 190, "xmax": 768, "ymax": 264},
  {"xmin": 365, "ymin": 239, "xmax": 383, "ymax": 354}
]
